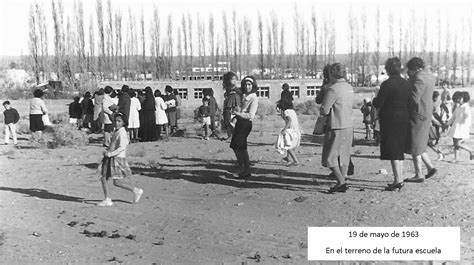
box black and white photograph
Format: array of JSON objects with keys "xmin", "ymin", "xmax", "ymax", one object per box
[{"xmin": 0, "ymin": 0, "xmax": 473, "ymax": 263}]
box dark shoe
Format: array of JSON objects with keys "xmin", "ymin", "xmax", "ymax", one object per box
[
  {"xmin": 404, "ymin": 177, "xmax": 425, "ymax": 183},
  {"xmin": 425, "ymin": 168, "xmax": 438, "ymax": 179},
  {"xmin": 282, "ymin": 157, "xmax": 290, "ymax": 163},
  {"xmin": 329, "ymin": 183, "xmax": 348, "ymax": 193},
  {"xmin": 384, "ymin": 182, "xmax": 404, "ymax": 191}
]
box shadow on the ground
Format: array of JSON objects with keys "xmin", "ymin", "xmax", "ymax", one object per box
[
  {"xmin": 0, "ymin": 187, "xmax": 85, "ymax": 203},
  {"xmin": 352, "ymin": 153, "xmax": 380, "ymax": 159},
  {"xmin": 130, "ymin": 157, "xmax": 345, "ymax": 192}
]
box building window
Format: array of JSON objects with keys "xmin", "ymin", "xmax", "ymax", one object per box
[
  {"xmin": 194, "ymin": 88, "xmax": 209, "ymax": 99},
  {"xmin": 256, "ymin": 86, "xmax": 270, "ymax": 98},
  {"xmin": 174, "ymin": 88, "xmax": 188, "ymax": 100},
  {"xmin": 306, "ymin": 86, "xmax": 320, "ymax": 97},
  {"xmin": 290, "ymin": 86, "xmax": 300, "ymax": 97}
]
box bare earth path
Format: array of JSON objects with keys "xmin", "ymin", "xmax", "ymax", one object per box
[{"xmin": 0, "ymin": 113, "xmax": 473, "ymax": 264}]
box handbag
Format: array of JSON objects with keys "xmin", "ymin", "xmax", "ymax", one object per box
[
  {"xmin": 313, "ymin": 115, "xmax": 327, "ymax": 135},
  {"xmin": 42, "ymin": 114, "xmax": 53, "ymax": 126}
]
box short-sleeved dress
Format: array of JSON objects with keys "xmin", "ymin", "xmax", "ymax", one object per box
[
  {"xmin": 447, "ymin": 103, "xmax": 471, "ymax": 140},
  {"xmin": 101, "ymin": 127, "xmax": 132, "ymax": 180},
  {"xmin": 275, "ymin": 109, "xmax": 301, "ymax": 154},
  {"xmin": 128, "ymin": 97, "xmax": 141, "ymax": 129}
]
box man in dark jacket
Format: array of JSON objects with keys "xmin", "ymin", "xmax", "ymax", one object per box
[
  {"xmin": 118, "ymin": 85, "xmax": 131, "ymax": 123},
  {"xmin": 3, "ymin": 101, "xmax": 20, "ymax": 145},
  {"xmin": 69, "ymin": 97, "xmax": 83, "ymax": 129}
]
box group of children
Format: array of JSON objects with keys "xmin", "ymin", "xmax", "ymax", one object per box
[{"xmin": 429, "ymin": 88, "xmax": 473, "ymax": 162}]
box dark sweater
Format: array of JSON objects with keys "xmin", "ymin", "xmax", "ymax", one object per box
[
  {"xmin": 69, "ymin": 102, "xmax": 83, "ymax": 119},
  {"xmin": 4, "ymin": 108, "xmax": 20, "ymax": 124}
]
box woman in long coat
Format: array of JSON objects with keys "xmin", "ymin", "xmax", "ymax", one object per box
[
  {"xmin": 320, "ymin": 63, "xmax": 354, "ymax": 193},
  {"xmin": 139, "ymin": 87, "xmax": 157, "ymax": 142},
  {"xmin": 404, "ymin": 57, "xmax": 438, "ymax": 183},
  {"xmin": 373, "ymin": 57, "xmax": 411, "ymax": 191}
]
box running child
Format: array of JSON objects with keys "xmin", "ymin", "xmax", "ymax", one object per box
[
  {"xmin": 446, "ymin": 91, "xmax": 473, "ymax": 162},
  {"xmin": 98, "ymin": 112, "xmax": 144, "ymax": 206},
  {"xmin": 275, "ymin": 99, "xmax": 301, "ymax": 166}
]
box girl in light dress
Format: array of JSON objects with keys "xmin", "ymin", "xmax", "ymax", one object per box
[
  {"xmin": 98, "ymin": 112, "xmax": 144, "ymax": 206},
  {"xmin": 128, "ymin": 90, "xmax": 141, "ymax": 143},
  {"xmin": 447, "ymin": 91, "xmax": 473, "ymax": 162},
  {"xmin": 154, "ymin": 89, "xmax": 169, "ymax": 139},
  {"xmin": 275, "ymin": 99, "xmax": 301, "ymax": 166}
]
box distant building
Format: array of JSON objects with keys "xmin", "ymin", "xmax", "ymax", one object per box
[{"xmin": 181, "ymin": 61, "xmax": 229, "ymax": 81}]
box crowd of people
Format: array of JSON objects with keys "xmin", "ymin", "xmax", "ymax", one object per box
[{"xmin": 2, "ymin": 57, "xmax": 473, "ymax": 202}]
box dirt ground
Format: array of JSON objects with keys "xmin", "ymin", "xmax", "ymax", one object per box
[{"xmin": 1, "ymin": 106, "xmax": 473, "ymax": 264}]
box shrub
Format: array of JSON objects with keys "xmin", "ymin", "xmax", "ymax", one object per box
[
  {"xmin": 49, "ymin": 112, "xmax": 70, "ymax": 125},
  {"xmin": 294, "ymin": 100, "xmax": 319, "ymax": 115},
  {"xmin": 48, "ymin": 124, "xmax": 89, "ymax": 148}
]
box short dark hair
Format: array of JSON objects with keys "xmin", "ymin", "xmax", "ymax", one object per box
[
  {"xmin": 154, "ymin": 89, "xmax": 162, "ymax": 97},
  {"xmin": 282, "ymin": 83, "xmax": 289, "ymax": 90},
  {"xmin": 277, "ymin": 99, "xmax": 294, "ymax": 110},
  {"xmin": 73, "ymin": 96, "xmax": 80, "ymax": 102},
  {"xmin": 97, "ymin": 88, "xmax": 105, "ymax": 95},
  {"xmin": 203, "ymin": 88, "xmax": 214, "ymax": 97},
  {"xmin": 3, "ymin": 100, "xmax": 11, "ymax": 105},
  {"xmin": 104, "ymin": 86, "xmax": 113, "ymax": 94},
  {"xmin": 84, "ymin": 92, "xmax": 91, "ymax": 98},
  {"xmin": 461, "ymin": 91, "xmax": 471, "ymax": 103},
  {"xmin": 452, "ymin": 91, "xmax": 462, "ymax": 102},
  {"xmin": 33, "ymin": 88, "xmax": 44, "ymax": 98},
  {"xmin": 322, "ymin": 64, "xmax": 331, "ymax": 86},
  {"xmin": 165, "ymin": 85, "xmax": 173, "ymax": 93},
  {"xmin": 113, "ymin": 112, "xmax": 128, "ymax": 127},
  {"xmin": 223, "ymin": 71, "xmax": 237, "ymax": 88},
  {"xmin": 385, "ymin": 57, "xmax": 402, "ymax": 76},
  {"xmin": 121, "ymin": 85, "xmax": 129, "ymax": 92},
  {"xmin": 407, "ymin": 57, "xmax": 425, "ymax": 71},
  {"xmin": 329, "ymin": 63, "xmax": 345, "ymax": 79},
  {"xmin": 241, "ymin": 75, "xmax": 258, "ymax": 94},
  {"xmin": 129, "ymin": 90, "xmax": 137, "ymax": 97}
]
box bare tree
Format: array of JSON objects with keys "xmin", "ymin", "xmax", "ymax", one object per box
[
  {"xmin": 29, "ymin": 3, "xmax": 40, "ymax": 84},
  {"xmin": 106, "ymin": 0, "xmax": 114, "ymax": 78},
  {"xmin": 271, "ymin": 11, "xmax": 279, "ymax": 77},
  {"xmin": 266, "ymin": 21, "xmax": 273, "ymax": 77},
  {"xmin": 421, "ymin": 12, "xmax": 428, "ymax": 60},
  {"xmin": 151, "ymin": 5, "xmax": 160, "ymax": 80},
  {"xmin": 232, "ymin": 9, "xmax": 238, "ymax": 72},
  {"xmin": 398, "ymin": 14, "xmax": 402, "ymax": 59},
  {"xmin": 114, "ymin": 8, "xmax": 122, "ymax": 80},
  {"xmin": 96, "ymin": 0, "xmax": 105, "ymax": 80},
  {"xmin": 409, "ymin": 8, "xmax": 416, "ymax": 57},
  {"xmin": 88, "ymin": 15, "xmax": 96, "ymax": 76},
  {"xmin": 34, "ymin": 2, "xmax": 48, "ymax": 82},
  {"xmin": 244, "ymin": 16, "xmax": 252, "ymax": 76},
  {"xmin": 140, "ymin": 8, "xmax": 146, "ymax": 77},
  {"xmin": 437, "ymin": 10, "xmax": 442, "ymax": 85},
  {"xmin": 388, "ymin": 10, "xmax": 395, "ymax": 57},
  {"xmin": 280, "ymin": 18, "xmax": 285, "ymax": 70},
  {"xmin": 452, "ymin": 30, "xmax": 458, "ymax": 86},
  {"xmin": 360, "ymin": 9, "xmax": 368, "ymax": 86},
  {"xmin": 445, "ymin": 14, "xmax": 451, "ymax": 81},
  {"xmin": 74, "ymin": 0, "xmax": 86, "ymax": 75},
  {"xmin": 222, "ymin": 11, "xmax": 230, "ymax": 70},
  {"xmin": 181, "ymin": 15, "xmax": 188, "ymax": 79},
  {"xmin": 51, "ymin": 0, "xmax": 63, "ymax": 80},
  {"xmin": 348, "ymin": 6, "xmax": 356, "ymax": 84},
  {"xmin": 468, "ymin": 8, "xmax": 473, "ymax": 86},
  {"xmin": 311, "ymin": 7, "xmax": 318, "ymax": 78},
  {"xmin": 209, "ymin": 14, "xmax": 215, "ymax": 79},
  {"xmin": 293, "ymin": 4, "xmax": 301, "ymax": 75},
  {"xmin": 177, "ymin": 25, "xmax": 183, "ymax": 76},
  {"xmin": 187, "ymin": 12, "xmax": 194, "ymax": 78},
  {"xmin": 373, "ymin": 6, "xmax": 381, "ymax": 85},
  {"xmin": 258, "ymin": 12, "xmax": 264, "ymax": 79},
  {"xmin": 196, "ymin": 14, "xmax": 203, "ymax": 70},
  {"xmin": 167, "ymin": 14, "xmax": 173, "ymax": 79}
]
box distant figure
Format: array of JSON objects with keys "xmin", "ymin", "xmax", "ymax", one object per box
[
  {"xmin": 97, "ymin": 112, "xmax": 143, "ymax": 207},
  {"xmin": 446, "ymin": 91, "xmax": 473, "ymax": 162},
  {"xmin": 128, "ymin": 90, "xmax": 141, "ymax": 143},
  {"xmin": 118, "ymin": 85, "xmax": 131, "ymax": 123},
  {"xmin": 29, "ymin": 88, "xmax": 48, "ymax": 141},
  {"xmin": 3, "ymin": 100, "xmax": 20, "ymax": 145},
  {"xmin": 102, "ymin": 86, "xmax": 116, "ymax": 147},
  {"xmin": 154, "ymin": 89, "xmax": 168, "ymax": 139},
  {"xmin": 198, "ymin": 97, "xmax": 212, "ymax": 140},
  {"xmin": 139, "ymin": 86, "xmax": 156, "ymax": 142},
  {"xmin": 69, "ymin": 96, "xmax": 83, "ymax": 129},
  {"xmin": 203, "ymin": 88, "xmax": 219, "ymax": 138},
  {"xmin": 222, "ymin": 72, "xmax": 241, "ymax": 140},
  {"xmin": 163, "ymin": 85, "xmax": 178, "ymax": 134},
  {"xmin": 81, "ymin": 92, "xmax": 94, "ymax": 129},
  {"xmin": 280, "ymin": 83, "xmax": 293, "ymax": 102},
  {"xmin": 93, "ymin": 88, "xmax": 105, "ymax": 133},
  {"xmin": 360, "ymin": 98, "xmax": 374, "ymax": 140},
  {"xmin": 404, "ymin": 57, "xmax": 438, "ymax": 183},
  {"xmin": 275, "ymin": 99, "xmax": 301, "ymax": 166}
]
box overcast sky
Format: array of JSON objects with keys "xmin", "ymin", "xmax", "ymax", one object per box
[{"xmin": 0, "ymin": 0, "xmax": 472, "ymax": 56}]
